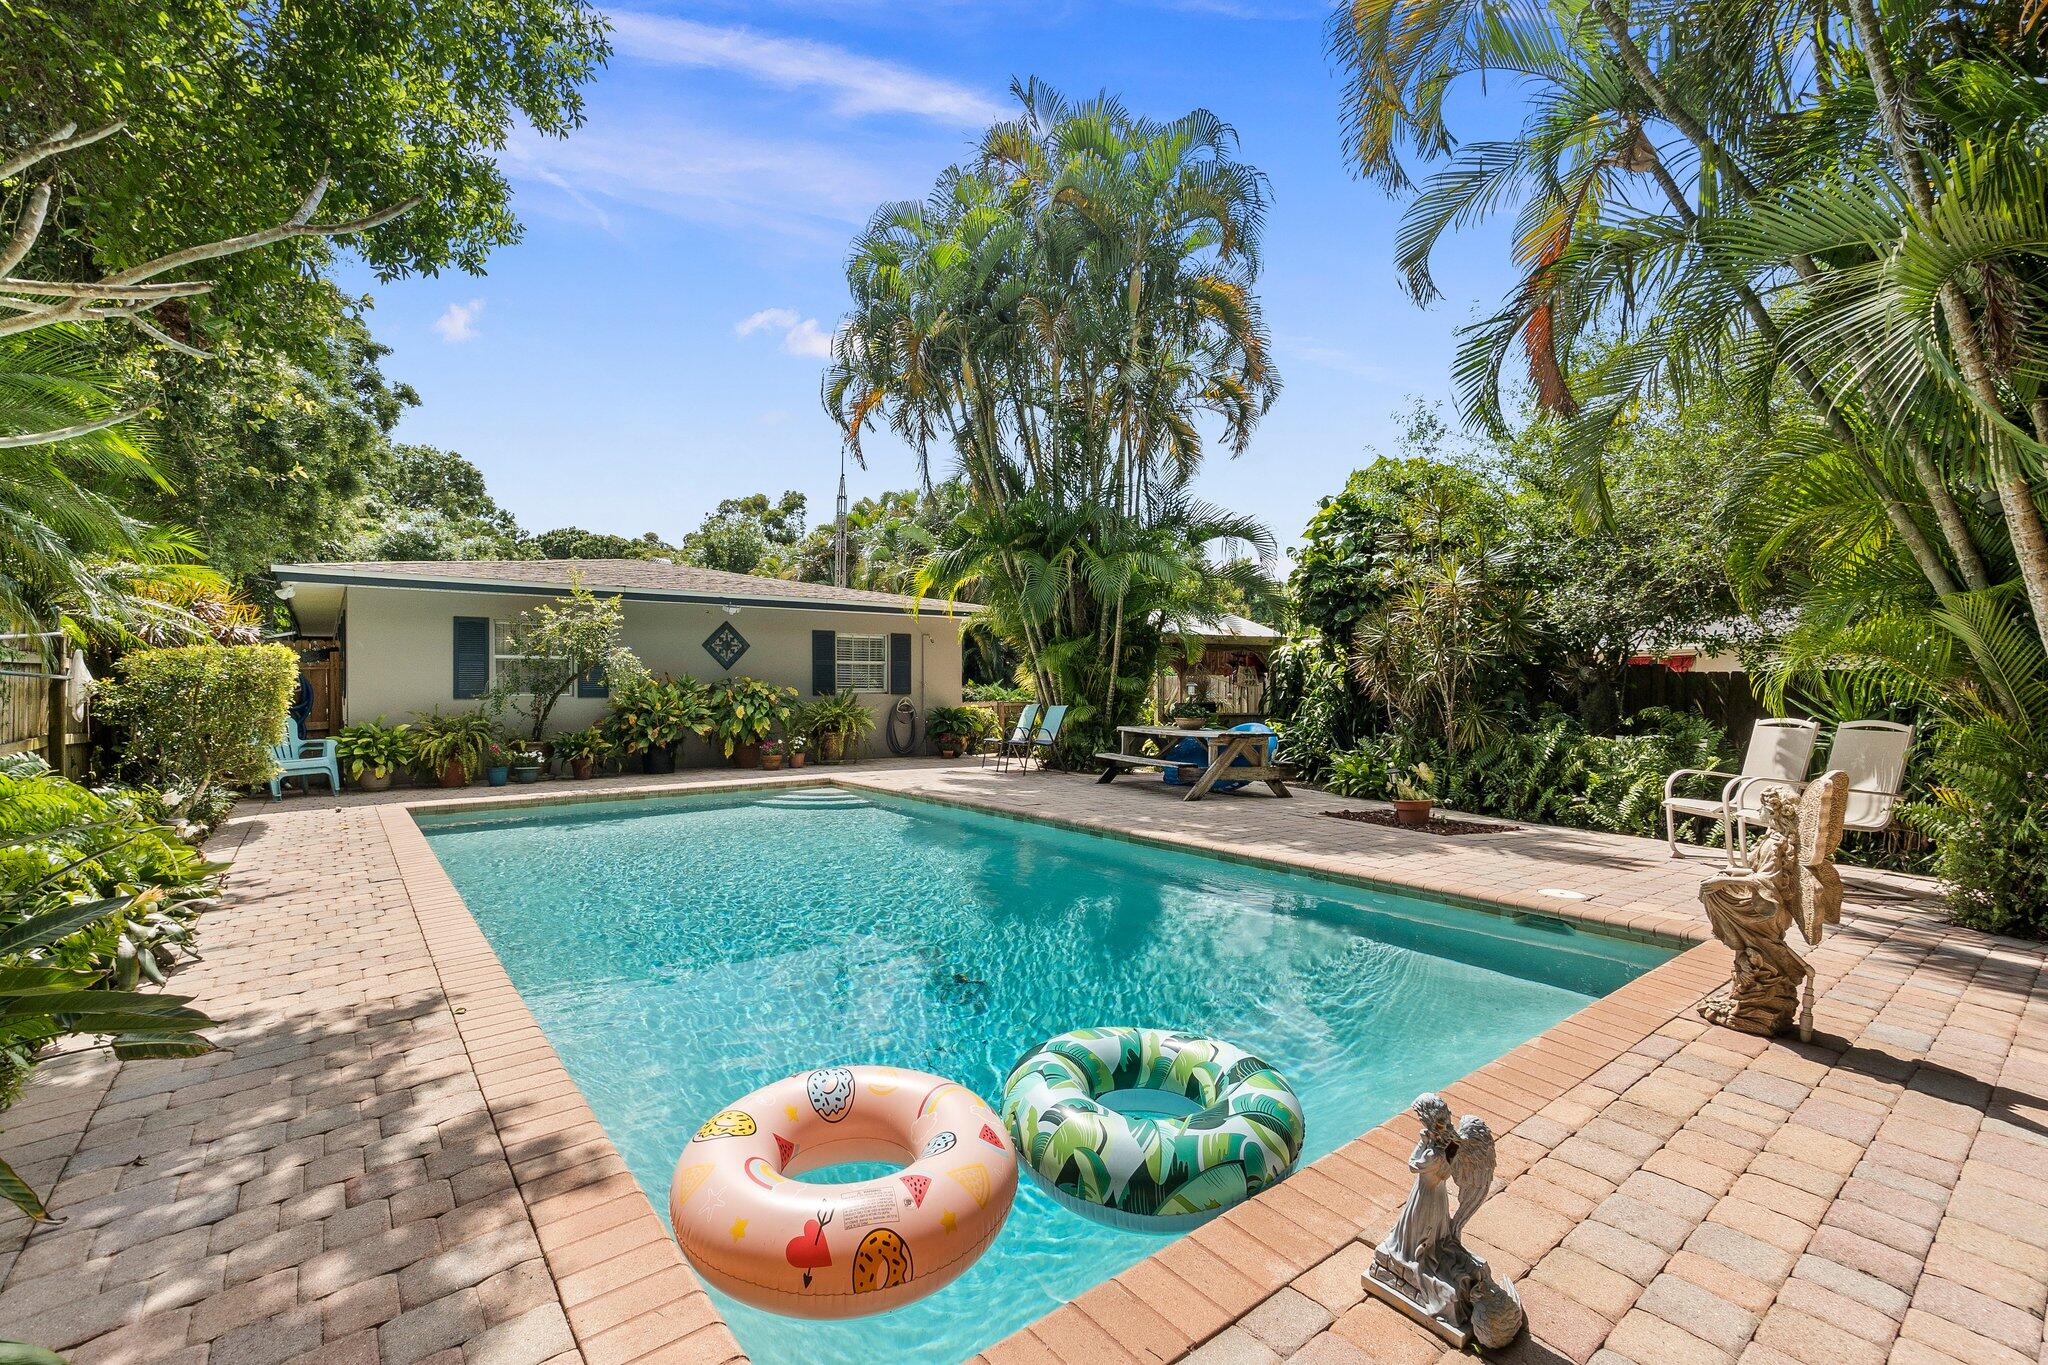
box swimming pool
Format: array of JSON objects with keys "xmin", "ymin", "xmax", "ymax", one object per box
[{"xmin": 419, "ymin": 785, "xmax": 1671, "ymax": 1363}]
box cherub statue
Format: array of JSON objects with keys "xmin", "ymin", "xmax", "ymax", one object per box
[
  {"xmin": 1698, "ymin": 772, "xmax": 1846, "ymax": 1040},
  {"xmin": 1364, "ymin": 1096, "xmax": 1524, "ymax": 1350}
]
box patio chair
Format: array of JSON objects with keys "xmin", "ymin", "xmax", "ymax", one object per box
[
  {"xmin": 1017, "ymin": 705, "xmax": 1069, "ymax": 771},
  {"xmin": 1663, "ymin": 716, "xmax": 1820, "ymax": 864},
  {"xmin": 1734, "ymin": 720, "xmax": 1914, "ymax": 862},
  {"xmin": 268, "ymin": 719, "xmax": 340, "ymax": 799},
  {"xmin": 981, "ymin": 704, "xmax": 1038, "ymax": 768}
]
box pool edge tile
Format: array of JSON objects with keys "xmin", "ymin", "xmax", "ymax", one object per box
[{"xmin": 381, "ymin": 805, "xmax": 751, "ymax": 1365}]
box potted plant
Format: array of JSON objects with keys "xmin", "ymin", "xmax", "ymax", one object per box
[
  {"xmin": 1170, "ymin": 699, "xmax": 1220, "ymax": 730},
  {"xmin": 553, "ymin": 727, "xmax": 610, "ymax": 781},
  {"xmin": 809, "ymin": 689, "xmax": 874, "ymax": 763},
  {"xmin": 928, "ymin": 705, "xmax": 992, "ymax": 760},
  {"xmin": 481, "ymin": 740, "xmax": 512, "ymax": 787},
  {"xmin": 1390, "ymin": 762, "xmax": 1439, "ymax": 827},
  {"xmin": 336, "ymin": 719, "xmax": 411, "ymax": 791},
  {"xmin": 510, "ymin": 744, "xmax": 545, "ymax": 783},
  {"xmin": 607, "ymin": 674, "xmax": 709, "ymax": 773},
  {"xmin": 410, "ymin": 710, "xmax": 497, "ymax": 788},
  {"xmin": 789, "ymin": 735, "xmax": 807, "ymax": 768},
  {"xmin": 759, "ymin": 737, "xmax": 785, "ymax": 771},
  {"xmin": 709, "ymin": 676, "xmax": 796, "ymax": 767}
]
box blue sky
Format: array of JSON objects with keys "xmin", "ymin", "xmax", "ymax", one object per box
[{"xmin": 340, "ymin": 1, "xmax": 1524, "ymax": 554}]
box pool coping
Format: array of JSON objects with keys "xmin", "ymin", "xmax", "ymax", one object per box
[{"xmin": 381, "ymin": 776, "xmax": 1733, "ymax": 1364}]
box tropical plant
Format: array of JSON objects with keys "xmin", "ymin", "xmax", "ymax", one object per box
[
  {"xmin": 830, "ymin": 80, "xmax": 1282, "ymax": 752},
  {"xmin": 550, "ymin": 726, "xmax": 611, "ymax": 765},
  {"xmin": 1389, "ymin": 762, "xmax": 1438, "ymax": 803},
  {"xmin": 0, "ymin": 758, "xmax": 220, "ymax": 1214},
  {"xmin": 335, "ymin": 720, "xmax": 413, "ymax": 783},
  {"xmin": 408, "ymin": 709, "xmax": 498, "ymax": 781},
  {"xmin": 605, "ymin": 674, "xmax": 710, "ymax": 755},
  {"xmin": 964, "ymin": 680, "xmax": 1033, "ymax": 703},
  {"xmin": 708, "ymin": 676, "xmax": 796, "ymax": 757},
  {"xmin": 485, "ymin": 585, "xmax": 646, "ymax": 740},
  {"xmin": 1351, "ymin": 552, "xmax": 1533, "ymax": 753},
  {"xmin": 1326, "ymin": 0, "xmax": 2048, "ymax": 922},
  {"xmin": 97, "ymin": 643, "xmax": 298, "ymax": 810},
  {"xmin": 929, "ymin": 705, "xmax": 994, "ymax": 748},
  {"xmin": 810, "ymin": 690, "xmax": 877, "ymax": 751},
  {"xmin": 1168, "ymin": 700, "xmax": 1221, "ymax": 724}
]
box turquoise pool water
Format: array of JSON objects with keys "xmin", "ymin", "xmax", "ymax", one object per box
[{"xmin": 419, "ymin": 786, "xmax": 1670, "ymax": 1364}]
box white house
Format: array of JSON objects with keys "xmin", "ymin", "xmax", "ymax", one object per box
[{"xmin": 271, "ymin": 559, "xmax": 976, "ymax": 753}]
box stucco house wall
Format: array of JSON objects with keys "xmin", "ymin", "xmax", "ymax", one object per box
[{"xmin": 338, "ymin": 585, "xmax": 968, "ymax": 758}]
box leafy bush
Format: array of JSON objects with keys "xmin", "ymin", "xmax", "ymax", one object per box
[
  {"xmin": 1271, "ymin": 644, "xmax": 1358, "ymax": 779},
  {"xmin": 929, "ymin": 705, "xmax": 994, "ymax": 746},
  {"xmin": 964, "ymin": 680, "xmax": 1033, "ymax": 702},
  {"xmin": 408, "ymin": 709, "xmax": 499, "ymax": 781},
  {"xmin": 486, "ymin": 585, "xmax": 648, "ymax": 739},
  {"xmin": 605, "ymin": 674, "xmax": 710, "ymax": 755},
  {"xmin": 0, "ymin": 758, "xmax": 218, "ymax": 1212},
  {"xmin": 1906, "ymin": 726, "xmax": 2048, "ymax": 937},
  {"xmin": 708, "ymin": 676, "xmax": 796, "ymax": 756},
  {"xmin": 98, "ymin": 644, "xmax": 297, "ymax": 810},
  {"xmin": 335, "ymin": 719, "xmax": 412, "ymax": 782},
  {"xmin": 1319, "ymin": 708, "xmax": 1727, "ymax": 840}
]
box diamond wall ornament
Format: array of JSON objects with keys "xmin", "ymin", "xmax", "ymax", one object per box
[{"xmin": 703, "ymin": 620, "xmax": 749, "ymax": 670}]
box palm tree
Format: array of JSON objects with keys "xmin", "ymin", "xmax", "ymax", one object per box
[{"xmin": 828, "ymin": 81, "xmax": 1282, "ymax": 744}]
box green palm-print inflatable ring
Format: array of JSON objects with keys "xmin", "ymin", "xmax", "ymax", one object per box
[{"xmin": 1002, "ymin": 1027, "xmax": 1305, "ymax": 1230}]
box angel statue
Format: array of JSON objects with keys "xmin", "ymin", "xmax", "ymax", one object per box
[
  {"xmin": 1698, "ymin": 772, "xmax": 1847, "ymax": 1040},
  {"xmin": 1364, "ymin": 1096, "xmax": 1525, "ymax": 1350}
]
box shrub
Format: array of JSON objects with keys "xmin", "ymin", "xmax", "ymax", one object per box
[
  {"xmin": 98, "ymin": 644, "xmax": 297, "ymax": 810},
  {"xmin": 1906, "ymin": 732, "xmax": 2048, "ymax": 938},
  {"xmin": 605, "ymin": 674, "xmax": 710, "ymax": 755},
  {"xmin": 708, "ymin": 676, "xmax": 797, "ymax": 757},
  {"xmin": 408, "ymin": 709, "xmax": 499, "ymax": 781},
  {"xmin": 335, "ymin": 720, "xmax": 412, "ymax": 783},
  {"xmin": 486, "ymin": 585, "xmax": 648, "ymax": 739},
  {"xmin": 0, "ymin": 757, "xmax": 218, "ymax": 1210},
  {"xmin": 964, "ymin": 680, "xmax": 1033, "ymax": 702}
]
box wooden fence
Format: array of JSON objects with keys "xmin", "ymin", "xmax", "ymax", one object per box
[{"xmin": 0, "ymin": 637, "xmax": 84, "ymax": 771}]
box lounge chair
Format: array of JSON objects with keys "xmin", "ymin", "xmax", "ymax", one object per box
[
  {"xmin": 981, "ymin": 704, "xmax": 1038, "ymax": 768},
  {"xmin": 1017, "ymin": 705, "xmax": 1069, "ymax": 771},
  {"xmin": 1734, "ymin": 720, "xmax": 1913, "ymax": 862},
  {"xmin": 268, "ymin": 719, "xmax": 341, "ymax": 799},
  {"xmin": 1663, "ymin": 717, "xmax": 1820, "ymax": 863}
]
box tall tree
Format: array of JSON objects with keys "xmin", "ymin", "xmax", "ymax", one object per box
[{"xmin": 828, "ymin": 81, "xmax": 1281, "ymax": 741}]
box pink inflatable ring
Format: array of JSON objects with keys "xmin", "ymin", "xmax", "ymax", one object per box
[{"xmin": 669, "ymin": 1065, "xmax": 1019, "ymax": 1317}]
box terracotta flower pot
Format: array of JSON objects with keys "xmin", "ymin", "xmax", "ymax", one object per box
[
  {"xmin": 937, "ymin": 740, "xmax": 960, "ymax": 759},
  {"xmin": 437, "ymin": 761, "xmax": 469, "ymax": 789},
  {"xmin": 790, "ymin": 752, "xmax": 807, "ymax": 768},
  {"xmin": 1392, "ymin": 799, "xmax": 1435, "ymax": 828},
  {"xmin": 570, "ymin": 758, "xmax": 595, "ymax": 781},
  {"xmin": 761, "ymin": 753, "xmax": 784, "ymax": 771},
  {"xmin": 735, "ymin": 741, "xmax": 762, "ymax": 769}
]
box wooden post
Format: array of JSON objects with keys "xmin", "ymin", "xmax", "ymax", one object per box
[{"xmin": 45, "ymin": 671, "xmax": 66, "ymax": 773}]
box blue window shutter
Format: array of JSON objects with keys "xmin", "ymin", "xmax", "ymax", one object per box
[
  {"xmin": 812, "ymin": 630, "xmax": 837, "ymax": 695},
  {"xmin": 577, "ymin": 663, "xmax": 608, "ymax": 699},
  {"xmin": 889, "ymin": 632, "xmax": 912, "ymax": 695},
  {"xmin": 453, "ymin": 617, "xmax": 490, "ymax": 699}
]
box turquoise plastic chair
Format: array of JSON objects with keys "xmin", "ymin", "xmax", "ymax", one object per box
[{"xmin": 268, "ymin": 719, "xmax": 340, "ymax": 799}]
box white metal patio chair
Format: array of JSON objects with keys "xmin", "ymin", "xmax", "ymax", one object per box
[
  {"xmin": 1734, "ymin": 720, "xmax": 1914, "ymax": 862},
  {"xmin": 1663, "ymin": 716, "xmax": 1820, "ymax": 864}
]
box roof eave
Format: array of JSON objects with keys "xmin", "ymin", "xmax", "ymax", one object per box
[{"xmin": 269, "ymin": 564, "xmax": 981, "ymax": 618}]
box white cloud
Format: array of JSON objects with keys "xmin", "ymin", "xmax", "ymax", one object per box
[
  {"xmin": 737, "ymin": 307, "xmax": 835, "ymax": 358},
  {"xmin": 501, "ymin": 119, "xmax": 898, "ymax": 241},
  {"xmin": 433, "ymin": 299, "xmax": 486, "ymax": 343},
  {"xmin": 606, "ymin": 11, "xmax": 1002, "ymax": 125}
]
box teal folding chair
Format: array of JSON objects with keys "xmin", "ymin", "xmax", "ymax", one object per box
[
  {"xmin": 983, "ymin": 704, "xmax": 1038, "ymax": 770},
  {"xmin": 1019, "ymin": 705, "xmax": 1069, "ymax": 771}
]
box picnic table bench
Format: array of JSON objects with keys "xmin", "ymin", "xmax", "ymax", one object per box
[{"xmin": 1096, "ymin": 724, "xmax": 1292, "ymax": 802}]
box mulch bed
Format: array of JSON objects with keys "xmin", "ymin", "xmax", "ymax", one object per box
[{"xmin": 1323, "ymin": 809, "xmax": 1521, "ymax": 836}]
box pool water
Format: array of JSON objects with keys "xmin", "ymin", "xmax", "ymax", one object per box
[{"xmin": 419, "ymin": 787, "xmax": 1669, "ymax": 1364}]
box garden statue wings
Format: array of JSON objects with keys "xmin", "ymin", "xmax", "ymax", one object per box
[
  {"xmin": 1795, "ymin": 770, "xmax": 1848, "ymax": 947},
  {"xmin": 1448, "ymin": 1115, "xmax": 1495, "ymax": 1236}
]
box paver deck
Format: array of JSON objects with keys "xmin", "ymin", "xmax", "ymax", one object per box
[{"xmin": 1, "ymin": 760, "xmax": 2040, "ymax": 1365}]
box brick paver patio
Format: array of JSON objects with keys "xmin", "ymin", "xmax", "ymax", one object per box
[{"xmin": 1, "ymin": 760, "xmax": 2040, "ymax": 1365}]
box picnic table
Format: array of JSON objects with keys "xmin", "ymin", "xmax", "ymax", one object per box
[{"xmin": 1095, "ymin": 724, "xmax": 1292, "ymax": 801}]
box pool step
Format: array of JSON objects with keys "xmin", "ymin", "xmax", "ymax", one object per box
[{"xmin": 757, "ymin": 789, "xmax": 872, "ymax": 810}]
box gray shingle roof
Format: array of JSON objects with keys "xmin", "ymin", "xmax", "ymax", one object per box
[{"xmin": 271, "ymin": 560, "xmax": 976, "ymax": 615}]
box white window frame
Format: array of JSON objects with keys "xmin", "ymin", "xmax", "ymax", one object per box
[
  {"xmin": 491, "ymin": 618, "xmax": 558, "ymax": 692},
  {"xmin": 836, "ymin": 633, "xmax": 888, "ymax": 692}
]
